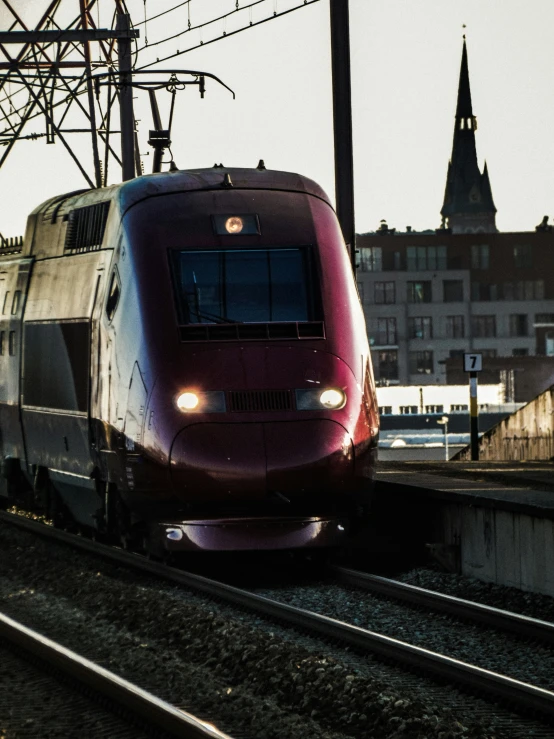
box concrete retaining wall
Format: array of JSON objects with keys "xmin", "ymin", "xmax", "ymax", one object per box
[
  {"xmin": 456, "ymin": 385, "xmax": 554, "ymax": 461},
  {"xmin": 434, "ymin": 502, "xmax": 554, "ymax": 596}
]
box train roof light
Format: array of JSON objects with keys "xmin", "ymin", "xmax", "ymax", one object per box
[
  {"xmin": 225, "ymin": 216, "xmax": 243, "ymax": 234},
  {"xmin": 212, "ymin": 214, "xmax": 260, "ymax": 235}
]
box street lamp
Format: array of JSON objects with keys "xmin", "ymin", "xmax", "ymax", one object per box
[{"xmin": 437, "ymin": 415, "xmax": 449, "ymax": 461}]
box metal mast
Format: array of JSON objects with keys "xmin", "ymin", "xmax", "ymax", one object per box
[
  {"xmin": 116, "ymin": 10, "xmax": 135, "ymax": 181},
  {"xmin": 329, "ymin": 0, "xmax": 356, "ymax": 272}
]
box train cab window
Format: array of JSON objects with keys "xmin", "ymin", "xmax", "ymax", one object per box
[
  {"xmin": 106, "ymin": 270, "xmax": 121, "ymax": 322},
  {"xmin": 0, "ymin": 331, "xmax": 4, "ymax": 355},
  {"xmin": 11, "ymin": 290, "xmax": 21, "ymax": 315},
  {"xmin": 8, "ymin": 331, "xmax": 15, "ymax": 356},
  {"xmin": 2, "ymin": 291, "xmax": 9, "ymax": 315},
  {"xmin": 170, "ymin": 248, "xmax": 318, "ymax": 324}
]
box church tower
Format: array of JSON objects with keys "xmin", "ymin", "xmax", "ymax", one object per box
[{"xmin": 441, "ymin": 39, "xmax": 497, "ymax": 233}]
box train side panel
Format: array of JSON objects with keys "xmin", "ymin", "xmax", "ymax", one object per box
[
  {"xmin": 0, "ymin": 257, "xmax": 32, "ymax": 473},
  {"xmin": 21, "ymin": 251, "xmax": 111, "ymax": 477}
]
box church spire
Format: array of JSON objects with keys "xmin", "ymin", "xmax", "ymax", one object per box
[
  {"xmin": 456, "ymin": 38, "xmax": 473, "ymax": 119},
  {"xmin": 441, "ymin": 38, "xmax": 497, "ymax": 233}
]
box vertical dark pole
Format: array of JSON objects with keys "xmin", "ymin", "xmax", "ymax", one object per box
[
  {"xmin": 148, "ymin": 89, "xmax": 164, "ymax": 173},
  {"xmin": 469, "ymin": 371, "xmax": 479, "ymax": 460},
  {"xmin": 329, "ymin": 0, "xmax": 356, "ymax": 273},
  {"xmin": 116, "ymin": 12, "xmax": 135, "ymax": 181},
  {"xmin": 79, "ymin": 0, "xmax": 102, "ymax": 187}
]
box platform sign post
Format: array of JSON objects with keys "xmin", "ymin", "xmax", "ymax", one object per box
[{"xmin": 463, "ymin": 353, "xmax": 482, "ymax": 461}]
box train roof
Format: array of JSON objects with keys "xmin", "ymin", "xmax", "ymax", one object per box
[{"xmin": 30, "ymin": 166, "xmax": 332, "ymax": 219}]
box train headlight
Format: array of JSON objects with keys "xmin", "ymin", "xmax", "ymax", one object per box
[
  {"xmin": 177, "ymin": 392, "xmax": 199, "ymax": 411},
  {"xmin": 295, "ymin": 388, "xmax": 347, "ymax": 411},
  {"xmin": 176, "ymin": 391, "xmax": 226, "ymax": 413},
  {"xmin": 319, "ymin": 388, "xmax": 346, "ymax": 409}
]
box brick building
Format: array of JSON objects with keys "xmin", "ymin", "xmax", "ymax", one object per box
[{"xmin": 357, "ymin": 40, "xmax": 554, "ymax": 387}]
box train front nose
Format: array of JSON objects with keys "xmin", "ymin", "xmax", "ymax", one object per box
[{"xmin": 169, "ymin": 420, "xmax": 354, "ymax": 501}]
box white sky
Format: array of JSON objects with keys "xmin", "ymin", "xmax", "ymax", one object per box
[{"xmin": 1, "ymin": 0, "xmax": 554, "ymax": 237}]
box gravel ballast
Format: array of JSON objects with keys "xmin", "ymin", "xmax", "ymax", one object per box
[
  {"xmin": 0, "ymin": 643, "xmax": 153, "ymax": 739},
  {"xmin": 0, "ymin": 521, "xmax": 550, "ymax": 738},
  {"xmin": 254, "ymin": 577, "xmax": 554, "ymax": 689},
  {"xmin": 398, "ymin": 566, "xmax": 554, "ymax": 623}
]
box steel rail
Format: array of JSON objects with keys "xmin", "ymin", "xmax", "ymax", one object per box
[
  {"xmin": 2, "ymin": 510, "xmax": 554, "ymax": 720},
  {"xmin": 331, "ymin": 566, "xmax": 554, "ymax": 645},
  {"xmin": 0, "ymin": 608, "xmax": 233, "ymax": 739}
]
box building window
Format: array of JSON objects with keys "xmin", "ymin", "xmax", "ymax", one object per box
[
  {"xmin": 471, "ymin": 244, "xmax": 490, "ymax": 269},
  {"xmin": 406, "ymin": 245, "xmax": 447, "ymax": 271},
  {"xmin": 370, "ymin": 317, "xmax": 397, "ymax": 346},
  {"xmin": 374, "ymin": 281, "xmax": 395, "ymax": 304},
  {"xmin": 407, "ymin": 281, "xmax": 432, "ymax": 303},
  {"xmin": 536, "ymin": 313, "xmax": 554, "ymax": 324},
  {"xmin": 446, "ymin": 315, "xmax": 465, "ymax": 338},
  {"xmin": 450, "ymin": 404, "xmax": 468, "ymax": 412},
  {"xmin": 409, "ymin": 350, "xmax": 433, "ymax": 374},
  {"xmin": 471, "ymin": 315, "xmax": 496, "ymax": 338},
  {"xmin": 480, "ymin": 349, "xmax": 497, "ymax": 357},
  {"xmin": 379, "ymin": 406, "xmax": 392, "ymax": 415},
  {"xmin": 513, "ymin": 244, "xmax": 532, "ymax": 269},
  {"xmin": 425, "ymin": 404, "xmax": 444, "ymax": 414},
  {"xmin": 443, "ymin": 279, "xmax": 464, "ymax": 302},
  {"xmin": 471, "ymin": 282, "xmax": 498, "ymax": 301},
  {"xmin": 378, "ymin": 350, "xmax": 398, "ymax": 380},
  {"xmin": 359, "ymin": 247, "xmax": 382, "ymax": 272},
  {"xmin": 512, "ymin": 348, "xmax": 529, "ymax": 356},
  {"xmin": 509, "ymin": 314, "xmax": 528, "ymax": 337},
  {"xmin": 399, "ymin": 405, "xmax": 418, "ymax": 414},
  {"xmin": 408, "ymin": 316, "xmax": 432, "ymax": 339},
  {"xmin": 503, "ymin": 280, "xmax": 544, "ymax": 301},
  {"xmin": 449, "ymin": 349, "xmax": 466, "ymax": 359}
]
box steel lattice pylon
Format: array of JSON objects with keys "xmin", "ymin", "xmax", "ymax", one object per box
[
  {"xmin": 0, "ymin": 1, "xmax": 138, "ymax": 187},
  {"xmin": 0, "ymin": 0, "xmax": 344, "ymax": 228}
]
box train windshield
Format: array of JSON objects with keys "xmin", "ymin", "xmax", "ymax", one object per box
[{"xmin": 171, "ymin": 248, "xmax": 317, "ymax": 324}]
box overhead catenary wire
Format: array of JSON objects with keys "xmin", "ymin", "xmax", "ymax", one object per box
[
  {"xmin": 137, "ymin": 0, "xmax": 320, "ymax": 69},
  {"xmin": 136, "ymin": 0, "xmax": 270, "ymax": 52},
  {"xmin": 134, "ymin": 0, "xmax": 192, "ymax": 27}
]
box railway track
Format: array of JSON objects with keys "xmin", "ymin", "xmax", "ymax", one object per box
[
  {"xmin": 1, "ymin": 509, "xmax": 554, "ymax": 729},
  {"xmin": 0, "ymin": 607, "xmax": 234, "ymax": 739},
  {"xmin": 331, "ymin": 565, "xmax": 554, "ymax": 645}
]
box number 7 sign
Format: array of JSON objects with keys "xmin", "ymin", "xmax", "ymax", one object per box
[{"xmin": 463, "ymin": 353, "xmax": 482, "ymax": 372}]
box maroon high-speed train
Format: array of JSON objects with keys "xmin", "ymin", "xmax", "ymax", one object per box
[{"xmin": 0, "ymin": 165, "xmax": 379, "ymax": 553}]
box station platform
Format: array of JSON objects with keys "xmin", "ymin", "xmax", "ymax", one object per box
[
  {"xmin": 372, "ymin": 461, "xmax": 554, "ymax": 596},
  {"xmin": 376, "ymin": 461, "xmax": 554, "ymax": 519}
]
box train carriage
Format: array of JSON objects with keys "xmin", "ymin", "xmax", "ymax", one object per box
[{"xmin": 0, "ymin": 165, "xmax": 379, "ymax": 552}]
